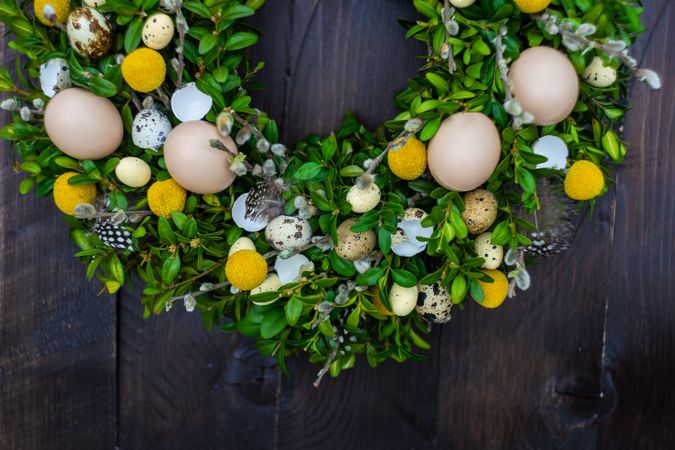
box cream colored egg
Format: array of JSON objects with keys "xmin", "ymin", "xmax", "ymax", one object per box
[
  {"xmin": 228, "ymin": 236, "xmax": 256, "ymax": 256},
  {"xmin": 583, "ymin": 56, "xmax": 617, "ymax": 88},
  {"xmin": 474, "ymin": 232, "xmax": 503, "ymax": 269},
  {"xmin": 115, "ymin": 157, "xmax": 151, "ymax": 187},
  {"xmin": 251, "ymin": 273, "xmax": 282, "ymax": 298},
  {"xmin": 335, "ymin": 218, "xmax": 377, "ymax": 261},
  {"xmin": 389, "ymin": 283, "xmax": 418, "ymax": 316},
  {"xmin": 450, "ymin": 0, "xmax": 475, "ymax": 7},
  {"xmin": 142, "ymin": 13, "xmax": 175, "ymax": 50},
  {"xmin": 346, "ymin": 183, "xmax": 381, "ymax": 213},
  {"xmin": 265, "ymin": 216, "xmax": 312, "ymax": 250},
  {"xmin": 83, "ymin": 0, "xmax": 106, "ymax": 7},
  {"xmin": 461, "ymin": 189, "xmax": 498, "ymax": 234},
  {"xmin": 66, "ymin": 7, "xmax": 112, "ymax": 58},
  {"xmin": 416, "ymin": 283, "xmax": 452, "ymax": 323}
]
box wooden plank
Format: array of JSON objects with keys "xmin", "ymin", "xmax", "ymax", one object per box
[
  {"xmin": 0, "ymin": 32, "xmax": 117, "ymax": 449},
  {"xmin": 598, "ymin": 1, "xmax": 675, "ymax": 448}
]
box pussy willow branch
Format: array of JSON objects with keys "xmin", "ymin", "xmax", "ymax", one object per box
[
  {"xmin": 174, "ymin": 0, "xmax": 187, "ymax": 87},
  {"xmin": 168, "ymin": 280, "xmax": 230, "ymax": 303}
]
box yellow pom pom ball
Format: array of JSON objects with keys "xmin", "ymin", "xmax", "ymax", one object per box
[
  {"xmin": 387, "ymin": 136, "xmax": 427, "ymax": 180},
  {"xmin": 564, "ymin": 160, "xmax": 605, "ymax": 201},
  {"xmin": 225, "ymin": 250, "xmax": 268, "ymax": 291},
  {"xmin": 122, "ymin": 48, "xmax": 166, "ymax": 93},
  {"xmin": 34, "ymin": 0, "xmax": 71, "ymax": 26},
  {"xmin": 514, "ymin": 0, "xmax": 551, "ymax": 14},
  {"xmin": 475, "ymin": 269, "xmax": 508, "ymax": 309},
  {"xmin": 147, "ymin": 178, "xmax": 186, "ymax": 218},
  {"xmin": 53, "ymin": 172, "xmax": 97, "ymax": 216}
]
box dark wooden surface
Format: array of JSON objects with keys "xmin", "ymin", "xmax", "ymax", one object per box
[{"xmin": 1, "ymin": 1, "xmax": 674, "ymax": 449}]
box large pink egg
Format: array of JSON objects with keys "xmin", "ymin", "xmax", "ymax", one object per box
[
  {"xmin": 163, "ymin": 121, "xmax": 238, "ymax": 194},
  {"xmin": 509, "ymin": 46, "xmax": 579, "ymax": 126},
  {"xmin": 44, "ymin": 88, "xmax": 123, "ymax": 160},
  {"xmin": 427, "ymin": 112, "xmax": 501, "ymax": 192}
]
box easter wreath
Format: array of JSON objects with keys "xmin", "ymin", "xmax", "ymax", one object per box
[{"xmin": 0, "ymin": 0, "xmax": 661, "ymax": 384}]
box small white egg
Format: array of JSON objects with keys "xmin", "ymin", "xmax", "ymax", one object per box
[
  {"xmin": 228, "ymin": 236, "xmax": 256, "ymax": 256},
  {"xmin": 142, "ymin": 13, "xmax": 175, "ymax": 50},
  {"xmin": 474, "ymin": 232, "xmax": 504, "ymax": 270},
  {"xmin": 416, "ymin": 283, "xmax": 452, "ymax": 323},
  {"xmin": 171, "ymin": 82, "xmax": 213, "ymax": 122},
  {"xmin": 265, "ymin": 215, "xmax": 312, "ymax": 251},
  {"xmin": 131, "ymin": 109, "xmax": 172, "ymax": 151},
  {"xmin": 274, "ymin": 254, "xmax": 310, "ymax": 284},
  {"xmin": 251, "ymin": 273, "xmax": 282, "ymax": 299},
  {"xmin": 83, "ymin": 0, "xmax": 106, "ymax": 7},
  {"xmin": 389, "ymin": 283, "xmax": 418, "ymax": 316},
  {"xmin": 532, "ymin": 135, "xmax": 569, "ymax": 170},
  {"xmin": 450, "ymin": 0, "xmax": 476, "ymax": 7},
  {"xmin": 115, "ymin": 157, "xmax": 151, "ymax": 187},
  {"xmin": 583, "ymin": 56, "xmax": 617, "ymax": 88},
  {"xmin": 66, "ymin": 7, "xmax": 112, "ymax": 58},
  {"xmin": 346, "ymin": 183, "xmax": 381, "ymax": 213},
  {"xmin": 232, "ymin": 193, "xmax": 268, "ymax": 232},
  {"xmin": 39, "ymin": 58, "xmax": 71, "ymax": 98}
]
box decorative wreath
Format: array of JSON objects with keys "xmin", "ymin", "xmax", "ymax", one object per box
[{"xmin": 0, "ymin": 0, "xmax": 661, "ymax": 385}]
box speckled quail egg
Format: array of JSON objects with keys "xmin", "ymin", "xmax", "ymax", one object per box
[
  {"xmin": 389, "ymin": 283, "xmax": 418, "ymax": 316},
  {"xmin": 115, "ymin": 157, "xmax": 151, "ymax": 188},
  {"xmin": 346, "ymin": 183, "xmax": 381, "ymax": 213},
  {"xmin": 265, "ymin": 215, "xmax": 312, "ymax": 250},
  {"xmin": 66, "ymin": 7, "xmax": 112, "ymax": 58},
  {"xmin": 39, "ymin": 58, "xmax": 71, "ymax": 98},
  {"xmin": 583, "ymin": 56, "xmax": 617, "ymax": 88},
  {"xmin": 474, "ymin": 232, "xmax": 503, "ymax": 269},
  {"xmin": 251, "ymin": 273, "xmax": 283, "ymax": 301},
  {"xmin": 461, "ymin": 189, "xmax": 498, "ymax": 234},
  {"xmin": 416, "ymin": 283, "xmax": 452, "ymax": 323},
  {"xmin": 403, "ymin": 207, "xmax": 427, "ymax": 222},
  {"xmin": 142, "ymin": 13, "xmax": 175, "ymax": 50},
  {"xmin": 228, "ymin": 236, "xmax": 256, "ymax": 256},
  {"xmin": 83, "ymin": 0, "xmax": 106, "ymax": 7},
  {"xmin": 132, "ymin": 108, "xmax": 172, "ymax": 151},
  {"xmin": 450, "ymin": 0, "xmax": 475, "ymax": 7},
  {"xmin": 335, "ymin": 217, "xmax": 377, "ymax": 261},
  {"xmin": 275, "ymin": 254, "xmax": 311, "ymax": 284}
]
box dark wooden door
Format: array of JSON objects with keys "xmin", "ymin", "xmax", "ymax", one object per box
[{"xmin": 1, "ymin": 1, "xmax": 674, "ymax": 449}]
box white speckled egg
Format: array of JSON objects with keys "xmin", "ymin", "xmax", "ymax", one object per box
[
  {"xmin": 142, "ymin": 13, "xmax": 175, "ymax": 50},
  {"xmin": 461, "ymin": 189, "xmax": 498, "ymax": 234},
  {"xmin": 228, "ymin": 236, "xmax": 256, "ymax": 256},
  {"xmin": 39, "ymin": 58, "xmax": 71, "ymax": 98},
  {"xmin": 115, "ymin": 157, "xmax": 151, "ymax": 188},
  {"xmin": 265, "ymin": 215, "xmax": 312, "ymax": 250},
  {"xmin": 583, "ymin": 56, "xmax": 617, "ymax": 88},
  {"xmin": 346, "ymin": 183, "xmax": 381, "ymax": 213},
  {"xmin": 66, "ymin": 7, "xmax": 112, "ymax": 58},
  {"xmin": 474, "ymin": 232, "xmax": 504, "ymax": 269},
  {"xmin": 335, "ymin": 217, "xmax": 377, "ymax": 261},
  {"xmin": 83, "ymin": 0, "xmax": 106, "ymax": 7},
  {"xmin": 416, "ymin": 283, "xmax": 452, "ymax": 323},
  {"xmin": 389, "ymin": 283, "xmax": 418, "ymax": 316},
  {"xmin": 450, "ymin": 0, "xmax": 475, "ymax": 7},
  {"xmin": 251, "ymin": 273, "xmax": 282, "ymax": 299},
  {"xmin": 132, "ymin": 109, "xmax": 172, "ymax": 151}
]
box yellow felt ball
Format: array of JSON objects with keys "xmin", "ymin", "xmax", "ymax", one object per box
[
  {"xmin": 225, "ymin": 250, "xmax": 268, "ymax": 291},
  {"xmin": 121, "ymin": 48, "xmax": 166, "ymax": 93},
  {"xmin": 514, "ymin": 0, "xmax": 551, "ymax": 14},
  {"xmin": 387, "ymin": 136, "xmax": 427, "ymax": 180},
  {"xmin": 564, "ymin": 160, "xmax": 605, "ymax": 201},
  {"xmin": 34, "ymin": 0, "xmax": 71, "ymax": 26},
  {"xmin": 147, "ymin": 178, "xmax": 186, "ymax": 218},
  {"xmin": 476, "ymin": 269, "xmax": 508, "ymax": 309},
  {"xmin": 53, "ymin": 172, "xmax": 97, "ymax": 215}
]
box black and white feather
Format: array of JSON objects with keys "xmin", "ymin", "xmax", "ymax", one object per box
[
  {"xmin": 93, "ymin": 220, "xmax": 135, "ymax": 252},
  {"xmin": 245, "ymin": 180, "xmax": 284, "ymax": 222}
]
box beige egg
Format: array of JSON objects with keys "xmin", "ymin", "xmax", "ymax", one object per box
[
  {"xmin": 115, "ymin": 157, "xmax": 151, "ymax": 187},
  {"xmin": 251, "ymin": 273, "xmax": 282, "ymax": 299},
  {"xmin": 416, "ymin": 283, "xmax": 452, "ymax": 323},
  {"xmin": 389, "ymin": 283, "xmax": 418, "ymax": 316},
  {"xmin": 142, "ymin": 13, "xmax": 175, "ymax": 50},
  {"xmin": 509, "ymin": 46, "xmax": 579, "ymax": 126},
  {"xmin": 427, "ymin": 112, "xmax": 501, "ymax": 192},
  {"xmin": 335, "ymin": 218, "xmax": 377, "ymax": 261},
  {"xmin": 228, "ymin": 236, "xmax": 256, "ymax": 256},
  {"xmin": 583, "ymin": 56, "xmax": 617, "ymax": 88},
  {"xmin": 403, "ymin": 207, "xmax": 427, "ymax": 221},
  {"xmin": 461, "ymin": 189, "xmax": 498, "ymax": 234},
  {"xmin": 265, "ymin": 215, "xmax": 312, "ymax": 250},
  {"xmin": 83, "ymin": 0, "xmax": 106, "ymax": 7},
  {"xmin": 474, "ymin": 232, "xmax": 503, "ymax": 269},
  {"xmin": 44, "ymin": 88, "xmax": 123, "ymax": 160},
  {"xmin": 449, "ymin": 0, "xmax": 475, "ymax": 7},
  {"xmin": 163, "ymin": 121, "xmax": 238, "ymax": 194},
  {"xmin": 66, "ymin": 7, "xmax": 112, "ymax": 58},
  {"xmin": 346, "ymin": 183, "xmax": 381, "ymax": 213}
]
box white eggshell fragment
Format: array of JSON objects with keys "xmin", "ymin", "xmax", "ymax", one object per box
[
  {"xmin": 532, "ymin": 135, "xmax": 569, "ymax": 170},
  {"xmin": 142, "ymin": 13, "xmax": 175, "ymax": 50},
  {"xmin": 583, "ymin": 56, "xmax": 617, "ymax": 88},
  {"xmin": 251, "ymin": 273, "xmax": 283, "ymax": 300},
  {"xmin": 346, "ymin": 183, "xmax": 381, "ymax": 213},
  {"xmin": 83, "ymin": 0, "xmax": 105, "ymax": 6},
  {"xmin": 416, "ymin": 283, "xmax": 452, "ymax": 323},
  {"xmin": 275, "ymin": 254, "xmax": 310, "ymax": 285},
  {"xmin": 392, "ymin": 210, "xmax": 433, "ymax": 257},
  {"xmin": 389, "ymin": 283, "xmax": 418, "ymax": 316},
  {"xmin": 450, "ymin": 0, "xmax": 475, "ymax": 7},
  {"xmin": 171, "ymin": 82, "xmax": 213, "ymax": 122},
  {"xmin": 265, "ymin": 215, "xmax": 312, "ymax": 250},
  {"xmin": 39, "ymin": 58, "xmax": 71, "ymax": 98},
  {"xmin": 474, "ymin": 232, "xmax": 504, "ymax": 270},
  {"xmin": 115, "ymin": 157, "xmax": 151, "ymax": 187},
  {"xmin": 228, "ymin": 236, "xmax": 256, "ymax": 256},
  {"xmin": 132, "ymin": 109, "xmax": 172, "ymax": 151},
  {"xmin": 232, "ymin": 193, "xmax": 268, "ymax": 232},
  {"xmin": 66, "ymin": 7, "xmax": 113, "ymax": 58}
]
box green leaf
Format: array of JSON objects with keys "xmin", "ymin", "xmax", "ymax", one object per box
[
  {"xmin": 356, "ymin": 267, "xmax": 385, "ymax": 286},
  {"xmin": 451, "ymin": 273, "xmax": 468, "ymax": 304},
  {"xmin": 329, "ymin": 251, "xmax": 356, "ymax": 277},
  {"xmin": 199, "ymin": 33, "xmax": 219, "ymax": 54},
  {"xmin": 391, "ymin": 268, "xmax": 417, "ymax": 288},
  {"xmin": 221, "ymin": 4, "xmax": 255, "ymax": 20},
  {"xmin": 490, "ymin": 221, "xmax": 511, "ymax": 246},
  {"xmin": 413, "ymin": 0, "xmax": 438, "ymax": 19},
  {"xmin": 124, "ymin": 17, "xmax": 144, "ymax": 53},
  {"xmin": 161, "ymin": 255, "xmax": 181, "ymax": 283},
  {"xmin": 426, "ymin": 72, "xmax": 449, "ymax": 96},
  {"xmin": 157, "ymin": 217, "xmax": 176, "ymax": 244},
  {"xmin": 420, "ymin": 116, "xmax": 441, "ymax": 141},
  {"xmin": 377, "ymin": 227, "xmax": 391, "ymax": 255},
  {"xmin": 224, "ymin": 32, "xmax": 259, "ymax": 51},
  {"xmin": 260, "ymin": 308, "xmax": 287, "ymax": 339},
  {"xmin": 294, "ymin": 162, "xmax": 323, "ymax": 180},
  {"xmin": 284, "ymin": 297, "xmax": 303, "ymax": 326}
]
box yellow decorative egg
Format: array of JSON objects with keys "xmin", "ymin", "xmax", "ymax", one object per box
[{"xmin": 52, "ymin": 172, "xmax": 97, "ymax": 216}]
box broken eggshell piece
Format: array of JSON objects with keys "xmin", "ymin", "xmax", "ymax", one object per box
[
  {"xmin": 274, "ymin": 253, "xmax": 310, "ymax": 285},
  {"xmin": 392, "ymin": 211, "xmax": 433, "ymax": 257},
  {"xmin": 171, "ymin": 82, "xmax": 213, "ymax": 122},
  {"xmin": 232, "ymin": 192, "xmax": 268, "ymax": 232}
]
